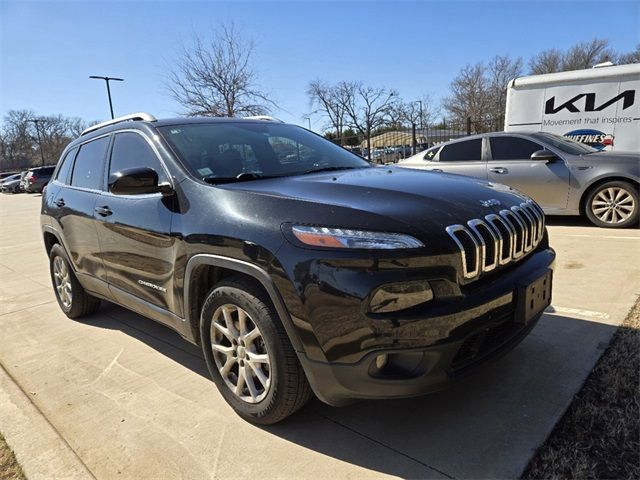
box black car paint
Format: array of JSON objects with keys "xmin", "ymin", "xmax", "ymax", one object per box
[{"xmin": 41, "ymin": 118, "xmax": 555, "ymax": 406}]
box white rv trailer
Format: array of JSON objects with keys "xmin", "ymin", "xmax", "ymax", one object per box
[{"xmin": 505, "ymin": 64, "xmax": 640, "ymax": 152}]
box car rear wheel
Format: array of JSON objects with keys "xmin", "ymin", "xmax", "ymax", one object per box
[
  {"xmin": 585, "ymin": 181, "xmax": 639, "ymax": 228},
  {"xmin": 49, "ymin": 244, "xmax": 101, "ymax": 318},
  {"xmin": 200, "ymin": 276, "xmax": 312, "ymax": 424}
]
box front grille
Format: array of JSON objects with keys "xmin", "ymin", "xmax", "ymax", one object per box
[{"xmin": 446, "ymin": 201, "xmax": 545, "ymax": 281}]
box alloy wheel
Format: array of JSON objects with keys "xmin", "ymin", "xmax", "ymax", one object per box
[
  {"xmin": 591, "ymin": 187, "xmax": 636, "ymax": 224},
  {"xmin": 53, "ymin": 256, "xmax": 72, "ymax": 308},
  {"xmin": 210, "ymin": 304, "xmax": 271, "ymax": 403}
]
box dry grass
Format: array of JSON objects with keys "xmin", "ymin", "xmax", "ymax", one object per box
[
  {"xmin": 522, "ymin": 297, "xmax": 640, "ymax": 479},
  {"xmin": 0, "ymin": 433, "xmax": 25, "ymax": 480}
]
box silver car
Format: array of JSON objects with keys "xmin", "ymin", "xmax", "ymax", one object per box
[{"xmin": 398, "ymin": 132, "xmax": 639, "ymax": 228}]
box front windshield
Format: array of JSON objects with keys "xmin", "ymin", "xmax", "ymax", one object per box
[
  {"xmin": 157, "ymin": 122, "xmax": 371, "ymax": 182},
  {"xmin": 531, "ymin": 132, "xmax": 598, "ymax": 155}
]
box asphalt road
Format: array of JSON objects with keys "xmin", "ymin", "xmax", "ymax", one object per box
[{"xmin": 1, "ymin": 193, "xmax": 638, "ymax": 479}]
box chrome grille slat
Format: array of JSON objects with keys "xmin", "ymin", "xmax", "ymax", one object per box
[{"xmin": 446, "ymin": 200, "xmax": 546, "ymax": 281}]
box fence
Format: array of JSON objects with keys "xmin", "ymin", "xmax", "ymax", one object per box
[{"xmin": 333, "ymin": 117, "xmax": 504, "ymax": 164}]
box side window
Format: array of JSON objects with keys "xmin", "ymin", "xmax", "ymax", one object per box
[
  {"xmin": 422, "ymin": 146, "xmax": 440, "ymax": 161},
  {"xmin": 71, "ymin": 137, "xmax": 109, "ymax": 190},
  {"xmin": 438, "ymin": 139, "xmax": 482, "ymax": 162},
  {"xmin": 54, "ymin": 148, "xmax": 77, "ymax": 184},
  {"xmin": 109, "ymin": 132, "xmax": 168, "ymax": 183},
  {"xmin": 490, "ymin": 137, "xmax": 543, "ymax": 160}
]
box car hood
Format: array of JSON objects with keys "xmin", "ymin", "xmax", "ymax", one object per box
[
  {"xmin": 578, "ymin": 151, "xmax": 640, "ymax": 164},
  {"xmin": 223, "ymin": 167, "xmax": 530, "ymax": 232}
]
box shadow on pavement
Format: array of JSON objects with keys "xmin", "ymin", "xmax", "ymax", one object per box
[{"xmin": 70, "ymin": 302, "xmax": 619, "ymax": 478}]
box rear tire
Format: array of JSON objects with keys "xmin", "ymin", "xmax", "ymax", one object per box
[
  {"xmin": 585, "ymin": 181, "xmax": 639, "ymax": 228},
  {"xmin": 200, "ymin": 276, "xmax": 312, "ymax": 424},
  {"xmin": 49, "ymin": 244, "xmax": 101, "ymax": 318}
]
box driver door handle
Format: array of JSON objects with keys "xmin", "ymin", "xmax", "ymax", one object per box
[
  {"xmin": 54, "ymin": 198, "xmax": 65, "ymax": 207},
  {"xmin": 95, "ymin": 206, "xmax": 113, "ymax": 217},
  {"xmin": 489, "ymin": 167, "xmax": 509, "ymax": 174}
]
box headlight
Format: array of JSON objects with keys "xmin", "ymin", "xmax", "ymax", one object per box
[{"xmin": 291, "ymin": 225, "xmax": 424, "ymax": 249}]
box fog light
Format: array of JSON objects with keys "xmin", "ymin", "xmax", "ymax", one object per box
[
  {"xmin": 375, "ymin": 354, "xmax": 388, "ymax": 370},
  {"xmin": 369, "ymin": 280, "xmax": 433, "ymax": 313}
]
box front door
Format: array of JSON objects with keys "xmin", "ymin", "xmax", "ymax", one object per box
[
  {"xmin": 95, "ymin": 131, "xmax": 177, "ymax": 312},
  {"xmin": 487, "ymin": 135, "xmax": 571, "ymax": 211}
]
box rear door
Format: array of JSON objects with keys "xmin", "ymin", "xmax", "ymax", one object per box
[
  {"xmin": 95, "ymin": 131, "xmax": 176, "ymax": 312},
  {"xmin": 487, "ymin": 135, "xmax": 571, "ymax": 210},
  {"xmin": 51, "ymin": 135, "xmax": 111, "ymax": 297},
  {"xmin": 430, "ymin": 138, "xmax": 487, "ymax": 179}
]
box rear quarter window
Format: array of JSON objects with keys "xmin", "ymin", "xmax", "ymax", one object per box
[{"xmin": 54, "ymin": 148, "xmax": 78, "ymax": 184}]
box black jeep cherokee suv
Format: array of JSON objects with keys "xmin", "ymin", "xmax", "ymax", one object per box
[{"xmin": 41, "ymin": 113, "xmax": 555, "ymax": 424}]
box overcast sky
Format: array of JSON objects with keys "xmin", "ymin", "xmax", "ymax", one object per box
[{"xmin": 1, "ymin": 0, "xmax": 638, "ymax": 130}]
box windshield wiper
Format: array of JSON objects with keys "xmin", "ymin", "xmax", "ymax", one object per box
[
  {"xmin": 202, "ymin": 172, "xmax": 274, "ymax": 184},
  {"xmin": 301, "ymin": 166, "xmax": 368, "ymax": 175}
]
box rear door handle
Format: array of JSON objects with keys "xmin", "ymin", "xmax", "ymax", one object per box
[
  {"xmin": 489, "ymin": 167, "xmax": 509, "ymax": 174},
  {"xmin": 431, "ymin": 168, "xmax": 443, "ymax": 172},
  {"xmin": 95, "ymin": 206, "xmax": 113, "ymax": 217},
  {"xmin": 54, "ymin": 198, "xmax": 65, "ymax": 207}
]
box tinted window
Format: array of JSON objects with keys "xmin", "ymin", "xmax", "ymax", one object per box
[
  {"xmin": 71, "ymin": 137, "xmax": 109, "ymax": 190},
  {"xmin": 490, "ymin": 137, "xmax": 543, "ymax": 160},
  {"xmin": 422, "ymin": 146, "xmax": 440, "ymax": 161},
  {"xmin": 109, "ymin": 133, "xmax": 168, "ymax": 183},
  {"xmin": 55, "ymin": 148, "xmax": 77, "ymax": 184},
  {"xmin": 439, "ymin": 139, "xmax": 482, "ymax": 162},
  {"xmin": 157, "ymin": 122, "xmax": 370, "ymax": 182}
]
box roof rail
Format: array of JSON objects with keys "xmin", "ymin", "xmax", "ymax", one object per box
[
  {"xmin": 243, "ymin": 115, "xmax": 284, "ymax": 123},
  {"xmin": 81, "ymin": 112, "xmax": 157, "ymax": 136}
]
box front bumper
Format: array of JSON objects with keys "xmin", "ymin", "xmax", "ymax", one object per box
[{"xmin": 287, "ymin": 247, "xmax": 556, "ymax": 405}]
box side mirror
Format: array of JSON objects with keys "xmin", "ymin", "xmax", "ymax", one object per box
[
  {"xmin": 109, "ymin": 167, "xmax": 172, "ymax": 195},
  {"xmin": 530, "ymin": 149, "xmax": 558, "ymax": 162}
]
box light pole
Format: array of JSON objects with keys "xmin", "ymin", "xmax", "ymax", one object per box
[
  {"xmin": 416, "ymin": 100, "xmax": 424, "ymax": 130},
  {"xmin": 89, "ymin": 75, "xmax": 124, "ymax": 119},
  {"xmin": 28, "ymin": 119, "xmax": 45, "ymax": 166},
  {"xmin": 303, "ymin": 116, "xmax": 311, "ymax": 130}
]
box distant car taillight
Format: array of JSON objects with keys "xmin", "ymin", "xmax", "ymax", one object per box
[{"xmin": 28, "ymin": 175, "xmax": 36, "ymax": 183}]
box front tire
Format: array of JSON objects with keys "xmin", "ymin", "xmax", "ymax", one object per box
[
  {"xmin": 49, "ymin": 244, "xmax": 101, "ymax": 318},
  {"xmin": 200, "ymin": 276, "xmax": 312, "ymax": 424},
  {"xmin": 585, "ymin": 181, "xmax": 638, "ymax": 228}
]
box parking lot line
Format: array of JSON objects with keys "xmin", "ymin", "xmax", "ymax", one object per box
[{"xmin": 546, "ymin": 305, "xmax": 610, "ymax": 320}]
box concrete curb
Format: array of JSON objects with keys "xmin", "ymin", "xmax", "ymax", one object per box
[{"xmin": 0, "ymin": 363, "xmax": 95, "ymax": 480}]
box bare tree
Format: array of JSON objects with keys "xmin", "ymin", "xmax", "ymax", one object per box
[
  {"xmin": 337, "ymin": 81, "xmax": 398, "ymax": 159},
  {"xmin": 529, "ymin": 38, "xmax": 616, "ymax": 74},
  {"xmin": 167, "ymin": 23, "xmax": 274, "ymax": 117},
  {"xmin": 442, "ymin": 63, "xmax": 490, "ymax": 125},
  {"xmin": 617, "ymin": 44, "xmax": 640, "ymax": 64},
  {"xmin": 394, "ymin": 96, "xmax": 437, "ymax": 128},
  {"xmin": 307, "ymin": 79, "xmax": 346, "ymax": 139},
  {"xmin": 529, "ymin": 49, "xmax": 564, "ymax": 75},
  {"xmin": 486, "ymin": 55, "xmax": 523, "ymax": 126},
  {"xmin": 563, "ymin": 38, "xmax": 616, "ymax": 70}
]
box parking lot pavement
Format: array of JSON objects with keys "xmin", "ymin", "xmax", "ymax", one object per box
[{"xmin": 1, "ymin": 194, "xmax": 638, "ymax": 479}]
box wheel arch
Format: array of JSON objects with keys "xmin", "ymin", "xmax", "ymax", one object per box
[
  {"xmin": 184, "ymin": 254, "xmax": 303, "ymax": 352},
  {"xmin": 579, "ymin": 175, "xmax": 640, "ymax": 216}
]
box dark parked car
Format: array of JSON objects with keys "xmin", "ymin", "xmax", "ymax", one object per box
[
  {"xmin": 41, "ymin": 113, "xmax": 555, "ymax": 424},
  {"xmin": 23, "ymin": 166, "xmax": 56, "ymax": 193},
  {"xmin": 399, "ymin": 132, "xmax": 639, "ymax": 228}
]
